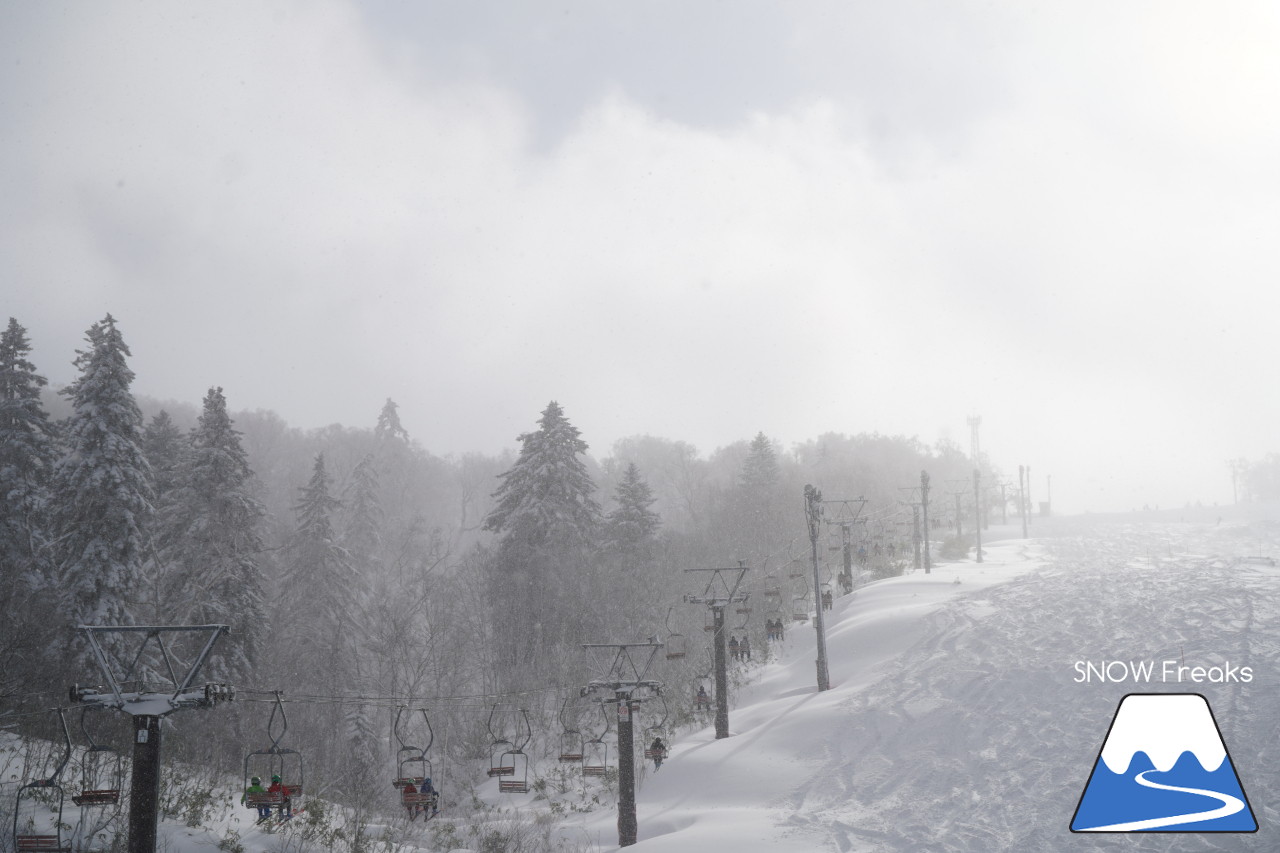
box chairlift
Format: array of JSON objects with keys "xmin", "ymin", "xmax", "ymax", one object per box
[
  {"xmin": 485, "ymin": 704, "xmax": 517, "ymax": 777},
  {"xmin": 393, "ymin": 707, "xmax": 438, "ymax": 820},
  {"xmin": 488, "ymin": 706, "xmax": 532, "ymax": 794},
  {"xmin": 12, "ymin": 709, "xmax": 73, "ymax": 853},
  {"xmin": 243, "ymin": 692, "xmax": 303, "ymax": 819},
  {"xmin": 786, "ymin": 558, "xmax": 807, "ymax": 579},
  {"xmin": 663, "ymin": 606, "xmax": 687, "ymax": 659},
  {"xmin": 557, "ymin": 696, "xmax": 584, "ymax": 763},
  {"xmin": 693, "ymin": 650, "xmax": 714, "ymax": 711},
  {"xmin": 70, "ymin": 705, "xmax": 123, "ymax": 809},
  {"xmin": 791, "ymin": 591, "xmax": 810, "ymax": 622},
  {"xmin": 643, "ymin": 694, "xmax": 670, "ymax": 761},
  {"xmin": 581, "ymin": 702, "xmax": 611, "ymax": 777}
]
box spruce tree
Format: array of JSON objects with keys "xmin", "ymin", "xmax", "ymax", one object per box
[
  {"xmin": 0, "ymin": 318, "xmax": 59, "ymax": 697},
  {"xmin": 484, "ymin": 401, "xmax": 600, "ymax": 549},
  {"xmin": 374, "ymin": 398, "xmax": 410, "ymax": 445},
  {"xmin": 50, "ymin": 315, "xmax": 152, "ymax": 638},
  {"xmin": 280, "ymin": 454, "xmax": 359, "ymax": 657},
  {"xmin": 0, "ymin": 318, "xmax": 57, "ymax": 587},
  {"xmin": 342, "ymin": 453, "xmax": 382, "ymax": 573},
  {"xmin": 143, "ymin": 410, "xmax": 185, "ymax": 506},
  {"xmin": 483, "ymin": 401, "xmax": 600, "ymax": 676},
  {"xmin": 740, "ymin": 432, "xmax": 780, "ymax": 491},
  {"xmin": 154, "ymin": 387, "xmax": 266, "ymax": 679},
  {"xmin": 737, "ymin": 431, "xmax": 784, "ymax": 568},
  {"xmin": 603, "ymin": 462, "xmax": 661, "ymax": 571}
]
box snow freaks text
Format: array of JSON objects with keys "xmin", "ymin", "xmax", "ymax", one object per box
[{"xmin": 1073, "ymin": 661, "xmax": 1253, "ymax": 684}]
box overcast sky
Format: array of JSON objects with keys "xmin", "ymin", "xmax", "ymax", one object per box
[{"xmin": 4, "ymin": 1, "xmax": 1279, "ymax": 514}]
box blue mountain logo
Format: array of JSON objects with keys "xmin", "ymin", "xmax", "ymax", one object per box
[{"xmin": 1071, "ymin": 693, "xmax": 1256, "ymax": 832}]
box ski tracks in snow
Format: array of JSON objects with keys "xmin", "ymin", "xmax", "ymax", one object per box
[{"xmin": 786, "ymin": 518, "xmax": 1280, "ymax": 853}]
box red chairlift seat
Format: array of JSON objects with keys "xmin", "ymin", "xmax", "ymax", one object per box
[
  {"xmin": 244, "ymin": 791, "xmax": 284, "ymax": 808},
  {"xmin": 498, "ymin": 778, "xmax": 529, "ymax": 793},
  {"xmin": 71, "ymin": 789, "xmax": 120, "ymax": 807}
]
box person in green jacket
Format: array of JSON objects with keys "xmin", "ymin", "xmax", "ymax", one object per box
[{"xmin": 244, "ymin": 776, "xmax": 271, "ymax": 820}]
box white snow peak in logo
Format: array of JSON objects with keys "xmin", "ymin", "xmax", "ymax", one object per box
[{"xmin": 1071, "ymin": 693, "xmax": 1257, "ymax": 833}]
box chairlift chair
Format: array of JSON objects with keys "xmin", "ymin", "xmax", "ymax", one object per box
[
  {"xmin": 243, "ymin": 693, "xmax": 304, "ymax": 817},
  {"xmin": 485, "ymin": 705, "xmax": 517, "ymax": 777},
  {"xmin": 581, "ymin": 702, "xmax": 611, "ymax": 777},
  {"xmin": 558, "ymin": 697, "xmax": 584, "ymax": 762},
  {"xmin": 664, "ymin": 606, "xmax": 688, "ymax": 659},
  {"xmin": 643, "ymin": 694, "xmax": 669, "ymax": 761},
  {"xmin": 12, "ymin": 710, "xmax": 73, "ymax": 853},
  {"xmin": 490, "ymin": 707, "xmax": 532, "ymax": 794},
  {"xmin": 392, "ymin": 707, "xmax": 439, "ymax": 818},
  {"xmin": 71, "ymin": 707, "xmax": 123, "ymax": 809}
]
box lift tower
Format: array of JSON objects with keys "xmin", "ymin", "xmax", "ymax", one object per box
[
  {"xmin": 684, "ymin": 563, "xmax": 750, "ymax": 740},
  {"xmin": 581, "ymin": 641, "xmax": 663, "ymax": 848},
  {"xmin": 70, "ymin": 625, "xmax": 233, "ymax": 853}
]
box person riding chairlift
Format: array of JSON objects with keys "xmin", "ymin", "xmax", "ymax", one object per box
[
  {"xmin": 649, "ymin": 737, "xmax": 667, "ymax": 770},
  {"xmin": 267, "ymin": 774, "xmax": 292, "ymax": 819},
  {"xmin": 244, "ymin": 776, "xmax": 271, "ymax": 821}
]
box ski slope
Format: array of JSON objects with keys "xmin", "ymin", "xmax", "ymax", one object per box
[{"xmin": 573, "ymin": 516, "xmax": 1280, "ymax": 852}]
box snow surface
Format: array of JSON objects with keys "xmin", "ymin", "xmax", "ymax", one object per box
[{"xmin": 566, "ymin": 515, "xmax": 1280, "ymax": 851}]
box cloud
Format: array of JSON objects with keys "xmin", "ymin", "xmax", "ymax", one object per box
[{"xmin": 3, "ymin": 0, "xmax": 1279, "ymax": 512}]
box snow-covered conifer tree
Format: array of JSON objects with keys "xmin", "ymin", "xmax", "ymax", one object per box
[
  {"xmin": 154, "ymin": 387, "xmax": 266, "ymax": 679},
  {"xmin": 483, "ymin": 401, "xmax": 600, "ymax": 677},
  {"xmin": 342, "ymin": 453, "xmax": 382, "ymax": 573},
  {"xmin": 484, "ymin": 401, "xmax": 600, "ymax": 549},
  {"xmin": 603, "ymin": 462, "xmax": 661, "ymax": 571},
  {"xmin": 740, "ymin": 431, "xmax": 780, "ymax": 491},
  {"xmin": 374, "ymin": 398, "xmax": 410, "ymax": 446},
  {"xmin": 0, "ymin": 318, "xmax": 59, "ymax": 695},
  {"xmin": 737, "ymin": 431, "xmax": 786, "ymax": 567},
  {"xmin": 143, "ymin": 410, "xmax": 185, "ymax": 506},
  {"xmin": 280, "ymin": 454, "xmax": 359, "ymax": 657},
  {"xmin": 0, "ymin": 318, "xmax": 57, "ymax": 587},
  {"xmin": 50, "ymin": 315, "xmax": 152, "ymax": 637}
]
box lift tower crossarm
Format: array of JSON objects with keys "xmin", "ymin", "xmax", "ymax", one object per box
[
  {"xmin": 580, "ymin": 641, "xmax": 664, "ymax": 700},
  {"xmin": 74, "ymin": 625, "xmax": 231, "ymax": 714}
]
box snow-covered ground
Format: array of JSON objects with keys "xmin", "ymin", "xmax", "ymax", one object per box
[
  {"xmin": 12, "ymin": 514, "xmax": 1280, "ymax": 852},
  {"xmin": 570, "ymin": 515, "xmax": 1280, "ymax": 852}
]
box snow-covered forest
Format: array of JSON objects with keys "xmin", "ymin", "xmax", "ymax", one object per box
[{"xmin": 0, "ymin": 314, "xmax": 1004, "ymax": 844}]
